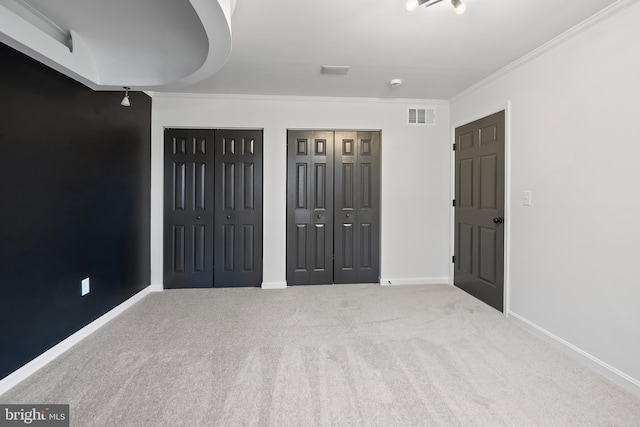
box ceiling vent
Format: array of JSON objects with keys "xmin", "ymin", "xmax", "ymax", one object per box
[
  {"xmin": 408, "ymin": 107, "xmax": 436, "ymax": 125},
  {"xmin": 321, "ymin": 65, "xmax": 351, "ymax": 75}
]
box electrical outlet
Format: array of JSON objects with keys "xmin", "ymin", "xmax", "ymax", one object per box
[{"xmin": 81, "ymin": 277, "xmax": 90, "ymax": 296}]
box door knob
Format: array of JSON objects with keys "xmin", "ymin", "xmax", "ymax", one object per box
[
  {"xmin": 196, "ymin": 215, "xmax": 201, "ymax": 220},
  {"xmin": 346, "ymin": 213, "xmax": 350, "ymax": 218},
  {"xmin": 493, "ymin": 217, "xmax": 504, "ymax": 224},
  {"xmin": 317, "ymin": 214, "xmax": 322, "ymax": 218},
  {"xmin": 226, "ymin": 215, "xmax": 231, "ymax": 219}
]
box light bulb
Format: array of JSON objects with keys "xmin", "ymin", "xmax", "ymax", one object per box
[
  {"xmin": 120, "ymin": 87, "xmax": 131, "ymax": 107},
  {"xmin": 406, "ymin": 0, "xmax": 419, "ymax": 11},
  {"xmin": 451, "ymin": 0, "xmax": 466, "ymax": 14}
]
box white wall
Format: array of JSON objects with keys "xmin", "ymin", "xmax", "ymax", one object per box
[
  {"xmin": 151, "ymin": 95, "xmax": 451, "ymax": 289},
  {"xmin": 451, "ymin": 2, "xmax": 640, "ymax": 390}
]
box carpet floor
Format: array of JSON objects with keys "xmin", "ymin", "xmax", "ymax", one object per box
[{"xmin": 1, "ymin": 284, "xmax": 639, "ymax": 426}]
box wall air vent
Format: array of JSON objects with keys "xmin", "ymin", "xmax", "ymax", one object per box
[
  {"xmin": 321, "ymin": 65, "xmax": 351, "ymax": 75},
  {"xmin": 408, "ymin": 108, "xmax": 436, "ymax": 125}
]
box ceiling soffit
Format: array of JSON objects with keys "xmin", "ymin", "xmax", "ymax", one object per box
[{"xmin": 0, "ymin": 0, "xmax": 235, "ymax": 90}]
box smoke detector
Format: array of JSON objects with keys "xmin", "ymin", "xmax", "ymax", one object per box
[{"xmin": 390, "ymin": 79, "xmax": 402, "ymax": 87}]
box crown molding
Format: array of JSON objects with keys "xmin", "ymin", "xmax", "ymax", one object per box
[
  {"xmin": 450, "ymin": 0, "xmax": 636, "ymax": 103},
  {"xmin": 147, "ymin": 91, "xmax": 449, "ymax": 106}
]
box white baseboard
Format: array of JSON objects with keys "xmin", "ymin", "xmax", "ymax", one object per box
[
  {"xmin": 0, "ymin": 285, "xmax": 153, "ymax": 397},
  {"xmin": 149, "ymin": 283, "xmax": 163, "ymax": 292},
  {"xmin": 379, "ymin": 277, "xmax": 449, "ymax": 286},
  {"xmin": 261, "ymin": 281, "xmax": 287, "ymax": 289},
  {"xmin": 508, "ymin": 311, "xmax": 640, "ymax": 398}
]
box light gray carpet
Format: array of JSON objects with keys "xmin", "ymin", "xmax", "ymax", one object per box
[{"xmin": 2, "ymin": 284, "xmax": 639, "ymax": 426}]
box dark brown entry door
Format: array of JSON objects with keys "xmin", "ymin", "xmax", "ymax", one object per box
[
  {"xmin": 454, "ymin": 111, "xmax": 505, "ymax": 311},
  {"xmin": 286, "ymin": 130, "xmax": 380, "ymax": 285},
  {"xmin": 164, "ymin": 129, "xmax": 215, "ymax": 288},
  {"xmin": 334, "ymin": 132, "xmax": 381, "ymax": 283},
  {"xmin": 214, "ymin": 129, "xmax": 263, "ymax": 287},
  {"xmin": 286, "ymin": 131, "xmax": 335, "ymax": 285}
]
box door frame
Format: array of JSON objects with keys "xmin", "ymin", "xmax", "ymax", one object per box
[{"xmin": 449, "ymin": 102, "xmax": 511, "ymax": 316}]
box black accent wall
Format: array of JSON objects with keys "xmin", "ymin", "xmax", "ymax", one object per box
[{"xmin": 0, "ymin": 43, "xmax": 151, "ymax": 379}]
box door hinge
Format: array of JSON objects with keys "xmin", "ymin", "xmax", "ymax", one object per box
[
  {"xmin": 452, "ymin": 256, "xmax": 455, "ymax": 263},
  {"xmin": 452, "ymin": 199, "xmax": 456, "ymax": 207},
  {"xmin": 453, "ymin": 143, "xmax": 456, "ymax": 151}
]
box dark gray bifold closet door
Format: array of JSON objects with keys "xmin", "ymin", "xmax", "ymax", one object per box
[
  {"xmin": 287, "ymin": 130, "xmax": 380, "ymax": 285},
  {"xmin": 334, "ymin": 131, "xmax": 381, "ymax": 284},
  {"xmin": 214, "ymin": 129, "xmax": 263, "ymax": 287},
  {"xmin": 454, "ymin": 111, "xmax": 505, "ymax": 311},
  {"xmin": 164, "ymin": 129, "xmax": 215, "ymax": 288},
  {"xmin": 286, "ymin": 131, "xmax": 335, "ymax": 285}
]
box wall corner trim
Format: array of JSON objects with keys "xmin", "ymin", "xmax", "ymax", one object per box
[
  {"xmin": 261, "ymin": 281, "xmax": 287, "ymax": 290},
  {"xmin": 0, "ymin": 285, "xmax": 153, "ymax": 397},
  {"xmin": 150, "ymin": 284, "xmax": 164, "ymax": 292},
  {"xmin": 379, "ymin": 277, "xmax": 450, "ymax": 286},
  {"xmin": 508, "ymin": 310, "xmax": 640, "ymax": 398}
]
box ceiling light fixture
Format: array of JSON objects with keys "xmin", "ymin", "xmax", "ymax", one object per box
[
  {"xmin": 406, "ymin": 0, "xmax": 467, "ymax": 14},
  {"xmin": 451, "ymin": 0, "xmax": 467, "ymax": 14},
  {"xmin": 120, "ymin": 87, "xmax": 131, "ymax": 107}
]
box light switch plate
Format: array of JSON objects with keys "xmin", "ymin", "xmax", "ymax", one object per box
[
  {"xmin": 81, "ymin": 277, "xmax": 90, "ymax": 296},
  {"xmin": 523, "ymin": 191, "xmax": 532, "ymax": 206}
]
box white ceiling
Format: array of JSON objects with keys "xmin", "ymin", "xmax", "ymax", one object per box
[
  {"xmin": 180, "ymin": 0, "xmax": 620, "ymax": 99},
  {"xmin": 0, "ymin": 0, "xmax": 622, "ymax": 99}
]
